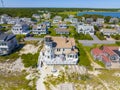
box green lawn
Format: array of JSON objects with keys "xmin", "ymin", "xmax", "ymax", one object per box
[{"xmin": 76, "ymin": 41, "xmax": 91, "ymax": 68}]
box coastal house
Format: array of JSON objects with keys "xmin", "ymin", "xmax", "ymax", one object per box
[
  {"xmin": 32, "ymin": 23, "xmax": 48, "ymax": 35},
  {"xmin": 58, "ymin": 23, "xmax": 67, "ymax": 29},
  {"xmin": 0, "ymin": 32, "xmax": 18, "ymax": 55},
  {"xmin": 0, "ymin": 14, "xmax": 11, "ymax": 24},
  {"xmin": 91, "ymin": 46, "xmax": 120, "ymax": 68},
  {"xmin": 96, "ymin": 18, "xmax": 105, "ymax": 23},
  {"xmin": 11, "ymin": 23, "xmax": 30, "ymax": 35},
  {"xmin": 109, "ymin": 17, "xmax": 119, "ymax": 24},
  {"xmin": 86, "ymin": 18, "xmax": 93, "ymax": 24},
  {"xmin": 100, "ymin": 29, "xmax": 119, "ymax": 35},
  {"xmin": 32, "ymin": 14, "xmax": 40, "ymax": 19},
  {"xmin": 43, "ymin": 13, "xmax": 51, "ymax": 19},
  {"xmin": 53, "ymin": 16, "xmax": 62, "ymax": 24},
  {"xmin": 76, "ymin": 23, "xmax": 94, "ymax": 35},
  {"xmin": 38, "ymin": 36, "xmax": 78, "ymax": 66},
  {"xmin": 42, "ymin": 21, "xmax": 51, "ymax": 28},
  {"xmin": 64, "ymin": 17, "xmax": 78, "ymax": 24}
]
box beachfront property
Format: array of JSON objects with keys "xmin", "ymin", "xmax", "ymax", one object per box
[
  {"xmin": 53, "ymin": 16, "xmax": 62, "ymax": 24},
  {"xmin": 91, "ymin": 46, "xmax": 120, "ymax": 68},
  {"xmin": 76, "ymin": 23, "xmax": 95, "ymax": 35},
  {"xmin": 38, "ymin": 36, "xmax": 78, "ymax": 66},
  {"xmin": 109, "ymin": 17, "xmax": 119, "ymax": 24},
  {"xmin": 11, "ymin": 23, "xmax": 31, "ymax": 35},
  {"xmin": 0, "ymin": 32, "xmax": 18, "ymax": 55},
  {"xmin": 32, "ymin": 23, "xmax": 48, "ymax": 35},
  {"xmin": 100, "ymin": 29, "xmax": 119, "ymax": 35}
]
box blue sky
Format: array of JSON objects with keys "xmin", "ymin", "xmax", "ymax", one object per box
[{"xmin": 2, "ymin": 0, "xmax": 120, "ymax": 8}]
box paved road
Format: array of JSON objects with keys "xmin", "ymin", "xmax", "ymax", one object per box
[
  {"xmin": 91, "ymin": 35, "xmax": 100, "ymax": 41},
  {"xmin": 79, "ymin": 40, "xmax": 116, "ymax": 46},
  {"xmin": 79, "ymin": 35, "xmax": 117, "ymax": 46}
]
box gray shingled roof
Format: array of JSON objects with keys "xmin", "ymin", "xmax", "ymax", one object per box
[{"xmin": 0, "ymin": 32, "xmax": 15, "ymax": 41}]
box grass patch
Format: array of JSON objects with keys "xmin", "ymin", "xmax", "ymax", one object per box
[
  {"xmin": 95, "ymin": 60, "xmax": 105, "ymax": 68},
  {"xmin": 21, "ymin": 53, "xmax": 39, "ymax": 68},
  {"xmin": 116, "ymin": 41, "xmax": 120, "ymax": 46},
  {"xmin": 0, "ymin": 72, "xmax": 35, "ymax": 90},
  {"xmin": 96, "ymin": 31, "xmax": 106, "ymax": 40},
  {"xmin": 76, "ymin": 41, "xmax": 91, "ymax": 68}
]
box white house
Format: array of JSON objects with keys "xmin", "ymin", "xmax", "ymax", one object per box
[
  {"xmin": 43, "ymin": 13, "xmax": 51, "ymax": 19},
  {"xmin": 53, "ymin": 16, "xmax": 62, "ymax": 24},
  {"xmin": 0, "ymin": 32, "xmax": 18, "ymax": 55},
  {"xmin": 59, "ymin": 23, "xmax": 67, "ymax": 29},
  {"xmin": 64, "ymin": 17, "xmax": 78, "ymax": 24},
  {"xmin": 32, "ymin": 23, "xmax": 48, "ymax": 35},
  {"xmin": 38, "ymin": 36, "xmax": 78, "ymax": 67},
  {"xmin": 96, "ymin": 18, "xmax": 104, "ymax": 24},
  {"xmin": 100, "ymin": 29, "xmax": 119, "ymax": 35},
  {"xmin": 109, "ymin": 18, "xmax": 119, "ymax": 24},
  {"xmin": 11, "ymin": 23, "xmax": 30, "ymax": 35},
  {"xmin": 76, "ymin": 23, "xmax": 95, "ymax": 35},
  {"xmin": 32, "ymin": 14, "xmax": 40, "ymax": 19},
  {"xmin": 0, "ymin": 14, "xmax": 11, "ymax": 24}
]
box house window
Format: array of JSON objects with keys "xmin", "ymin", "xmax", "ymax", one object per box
[
  {"xmin": 42, "ymin": 52, "xmax": 44, "ymax": 56},
  {"xmin": 75, "ymin": 55, "xmax": 77, "ymax": 58},
  {"xmin": 63, "ymin": 48, "xmax": 65, "ymax": 51},
  {"xmin": 48, "ymin": 56, "xmax": 50, "ymax": 59},
  {"xmin": 70, "ymin": 55, "xmax": 72, "ymax": 58},
  {"xmin": 57, "ymin": 48, "xmax": 60, "ymax": 52}
]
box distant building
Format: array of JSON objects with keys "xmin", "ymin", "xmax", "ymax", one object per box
[
  {"xmin": 109, "ymin": 18, "xmax": 119, "ymax": 24},
  {"xmin": 86, "ymin": 18, "xmax": 93, "ymax": 24},
  {"xmin": 11, "ymin": 23, "xmax": 30, "ymax": 35},
  {"xmin": 91, "ymin": 46, "xmax": 120, "ymax": 68},
  {"xmin": 32, "ymin": 23, "xmax": 48, "ymax": 35},
  {"xmin": 32, "ymin": 14, "xmax": 40, "ymax": 19},
  {"xmin": 43, "ymin": 13, "xmax": 51, "ymax": 19},
  {"xmin": 53, "ymin": 16, "xmax": 62, "ymax": 24},
  {"xmin": 38, "ymin": 36, "xmax": 78, "ymax": 66},
  {"xmin": 96, "ymin": 18, "xmax": 104, "ymax": 24},
  {"xmin": 76, "ymin": 23, "xmax": 94, "ymax": 35},
  {"xmin": 100, "ymin": 29, "xmax": 119, "ymax": 35},
  {"xmin": 0, "ymin": 32, "xmax": 18, "ymax": 55},
  {"xmin": 42, "ymin": 21, "xmax": 51, "ymax": 28},
  {"xmin": 0, "ymin": 14, "xmax": 11, "ymax": 24},
  {"xmin": 64, "ymin": 17, "xmax": 78, "ymax": 24},
  {"xmin": 58, "ymin": 23, "xmax": 67, "ymax": 29}
]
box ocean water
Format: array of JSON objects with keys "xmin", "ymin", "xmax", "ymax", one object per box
[{"xmin": 77, "ymin": 12, "xmax": 120, "ymax": 18}]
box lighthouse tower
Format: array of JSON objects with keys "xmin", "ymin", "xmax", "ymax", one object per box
[{"xmin": 44, "ymin": 36, "xmax": 54, "ymax": 61}]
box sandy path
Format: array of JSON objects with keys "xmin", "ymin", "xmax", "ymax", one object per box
[{"xmin": 36, "ymin": 64, "xmax": 53, "ymax": 90}]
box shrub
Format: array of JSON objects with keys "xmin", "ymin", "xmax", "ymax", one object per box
[{"xmin": 21, "ymin": 53, "xmax": 39, "ymax": 68}]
